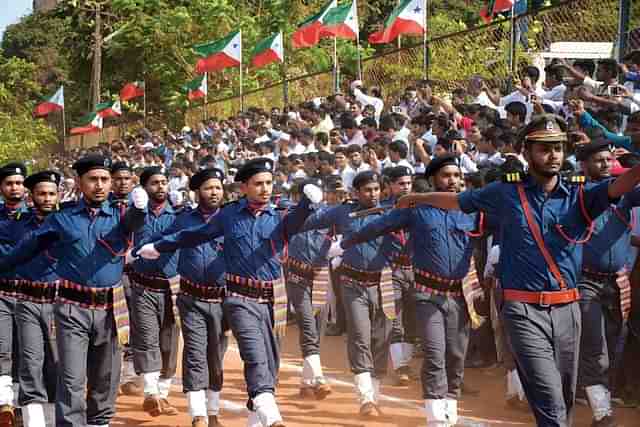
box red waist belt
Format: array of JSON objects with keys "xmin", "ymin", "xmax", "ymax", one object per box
[{"xmin": 503, "ymin": 288, "xmax": 580, "ymax": 306}]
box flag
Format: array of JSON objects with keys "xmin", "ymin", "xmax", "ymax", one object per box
[
  {"xmin": 70, "ymin": 112, "xmax": 103, "ymax": 135},
  {"xmin": 194, "ymin": 30, "xmax": 242, "ymax": 74},
  {"xmin": 320, "ymin": 1, "xmax": 359, "ymax": 40},
  {"xmin": 292, "ymin": 0, "xmax": 337, "ymax": 48},
  {"xmin": 368, "ymin": 0, "xmax": 425, "ymax": 44},
  {"xmin": 251, "ymin": 32, "xmax": 284, "ymax": 68},
  {"xmin": 120, "ymin": 81, "xmax": 145, "ymax": 102},
  {"xmin": 480, "ymin": 0, "xmax": 515, "ymax": 23},
  {"xmin": 33, "ymin": 86, "xmax": 64, "ymax": 117},
  {"xmin": 184, "ymin": 74, "xmax": 207, "ymax": 101},
  {"xmin": 96, "ymin": 99, "xmax": 122, "ymax": 118}
]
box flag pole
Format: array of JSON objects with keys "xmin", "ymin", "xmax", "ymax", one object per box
[
  {"xmin": 281, "ymin": 32, "xmax": 289, "ymax": 108},
  {"xmin": 239, "ymin": 30, "xmax": 244, "ymax": 113},
  {"xmin": 61, "ymin": 107, "xmax": 66, "ymax": 149},
  {"xmin": 509, "ymin": 2, "xmax": 516, "ymax": 75},
  {"xmin": 423, "ymin": 0, "xmax": 428, "ymax": 79},
  {"xmin": 203, "ymin": 73, "xmax": 207, "ymax": 122},
  {"xmin": 397, "ymin": 0, "xmax": 401, "ymax": 65},
  {"xmin": 143, "ymin": 80, "xmax": 147, "ymax": 127},
  {"xmin": 333, "ymin": 36, "xmax": 339, "ymax": 94},
  {"xmin": 355, "ymin": 0, "xmax": 363, "ymax": 81}
]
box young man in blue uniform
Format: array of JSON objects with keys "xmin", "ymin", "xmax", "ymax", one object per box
[
  {"xmin": 0, "ymin": 155, "xmax": 148, "ymax": 427},
  {"xmin": 334, "ymin": 157, "xmax": 481, "ymax": 425},
  {"xmin": 11, "ymin": 171, "xmax": 61, "ymax": 427},
  {"xmin": 394, "ymin": 114, "xmax": 640, "ymax": 427},
  {"xmin": 109, "ymin": 161, "xmax": 142, "ymax": 396},
  {"xmin": 302, "ymin": 170, "xmax": 395, "ymax": 418},
  {"xmin": 575, "ymin": 139, "xmax": 640, "ymax": 427},
  {"xmin": 382, "ymin": 166, "xmax": 417, "ymax": 386},
  {"xmin": 172, "ymin": 168, "xmax": 227, "ymax": 427},
  {"xmin": 128, "ymin": 166, "xmax": 180, "ymax": 417},
  {"xmin": 137, "ymin": 158, "xmax": 323, "ymax": 427},
  {"xmin": 0, "ymin": 162, "xmax": 28, "ymax": 427},
  {"xmin": 284, "ymin": 178, "xmax": 332, "ymax": 400}
]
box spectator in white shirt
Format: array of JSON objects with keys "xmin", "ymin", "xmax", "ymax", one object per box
[
  {"xmin": 342, "ymin": 144, "xmax": 371, "ymax": 190},
  {"xmin": 342, "ymin": 116, "xmax": 367, "ymax": 146},
  {"xmin": 351, "ymin": 80, "xmax": 385, "ymax": 120},
  {"xmin": 387, "ymin": 140, "xmax": 415, "ymax": 173}
]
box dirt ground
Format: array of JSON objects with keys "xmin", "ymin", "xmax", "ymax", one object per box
[{"xmin": 113, "ymin": 326, "xmax": 639, "ymax": 426}]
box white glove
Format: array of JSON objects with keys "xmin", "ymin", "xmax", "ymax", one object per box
[
  {"xmin": 328, "ymin": 240, "xmax": 345, "ymax": 259},
  {"xmin": 303, "ymin": 184, "xmax": 323, "ymax": 204},
  {"xmin": 131, "ymin": 187, "xmax": 149, "ymax": 209},
  {"xmin": 331, "ymin": 256, "xmax": 342, "ymax": 270},
  {"xmin": 137, "ymin": 243, "xmax": 160, "ymax": 260},
  {"xmin": 125, "ymin": 250, "xmax": 137, "ymax": 264},
  {"xmin": 169, "ymin": 190, "xmax": 183, "ymax": 207}
]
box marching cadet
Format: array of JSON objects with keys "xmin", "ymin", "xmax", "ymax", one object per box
[
  {"xmin": 128, "ymin": 166, "xmax": 180, "ymax": 417},
  {"xmin": 109, "ymin": 161, "xmax": 142, "ymax": 396},
  {"xmin": 382, "ymin": 166, "xmax": 417, "ymax": 386},
  {"xmin": 575, "ymin": 139, "xmax": 640, "ymax": 427},
  {"xmin": 12, "ymin": 171, "xmax": 61, "ymax": 427},
  {"xmin": 303, "ymin": 170, "xmax": 395, "ymax": 417},
  {"xmin": 394, "ymin": 114, "xmax": 640, "ymax": 426},
  {"xmin": 173, "ymin": 168, "xmax": 228, "ymax": 427},
  {"xmin": 284, "ymin": 178, "xmax": 332, "ymax": 400},
  {"xmin": 0, "ymin": 162, "xmax": 28, "ymax": 427},
  {"xmin": 0, "ymin": 155, "xmax": 148, "ymax": 427},
  {"xmin": 137, "ymin": 158, "xmax": 323, "ymax": 427},
  {"xmin": 334, "ymin": 156, "xmax": 482, "ymax": 426}
]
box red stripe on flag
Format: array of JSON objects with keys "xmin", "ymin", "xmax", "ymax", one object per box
[
  {"xmin": 292, "ymin": 22, "xmax": 324, "ymax": 49},
  {"xmin": 368, "ymin": 18, "xmax": 424, "ymax": 44},
  {"xmin": 251, "ymin": 49, "xmax": 281, "ymax": 68},
  {"xmin": 33, "ymin": 102, "xmax": 63, "ymax": 117},
  {"xmin": 195, "ymin": 53, "xmax": 240, "ymax": 74}
]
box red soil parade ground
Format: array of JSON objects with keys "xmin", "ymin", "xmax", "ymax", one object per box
[{"xmin": 113, "ymin": 326, "xmax": 638, "ymax": 426}]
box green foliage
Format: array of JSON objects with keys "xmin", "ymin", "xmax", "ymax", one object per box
[{"xmin": 0, "ymin": 52, "xmax": 58, "ymax": 164}]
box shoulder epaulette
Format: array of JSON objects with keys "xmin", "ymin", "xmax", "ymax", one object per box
[
  {"xmin": 502, "ymin": 172, "xmax": 522, "ymax": 183},
  {"xmin": 567, "ymin": 175, "xmax": 586, "ymax": 185}
]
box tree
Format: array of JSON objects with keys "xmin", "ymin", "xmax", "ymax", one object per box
[{"xmin": 0, "ymin": 52, "xmax": 58, "ymax": 165}]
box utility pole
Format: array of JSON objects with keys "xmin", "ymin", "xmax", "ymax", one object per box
[
  {"xmin": 90, "ymin": 2, "xmax": 103, "ymax": 111},
  {"xmin": 618, "ymin": 0, "xmax": 631, "ymax": 62}
]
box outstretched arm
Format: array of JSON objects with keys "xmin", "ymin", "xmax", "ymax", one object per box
[
  {"xmin": 341, "ymin": 209, "xmax": 410, "ymax": 249},
  {"xmin": 608, "ymin": 164, "xmax": 640, "ymax": 200},
  {"xmin": 396, "ymin": 192, "xmax": 461, "ymax": 210}
]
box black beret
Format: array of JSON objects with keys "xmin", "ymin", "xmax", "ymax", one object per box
[
  {"xmin": 24, "ymin": 170, "xmax": 61, "ymax": 191},
  {"xmin": 575, "ymin": 138, "xmax": 613, "ymax": 162},
  {"xmin": 235, "ymin": 157, "xmax": 274, "ymax": 182},
  {"xmin": 522, "ymin": 114, "xmax": 567, "ymax": 143},
  {"xmin": 0, "ymin": 162, "xmax": 27, "ymax": 183},
  {"xmin": 72, "ymin": 155, "xmax": 112, "ymax": 177},
  {"xmin": 189, "ymin": 168, "xmax": 225, "ymax": 191},
  {"xmin": 424, "ymin": 154, "xmax": 461, "ymax": 179},
  {"xmin": 352, "ymin": 170, "xmax": 380, "ymax": 189},
  {"xmin": 139, "ymin": 166, "xmax": 165, "ymax": 187},
  {"xmin": 386, "ymin": 165, "xmax": 413, "ymax": 181},
  {"xmin": 110, "ymin": 161, "xmax": 131, "ymax": 174}
]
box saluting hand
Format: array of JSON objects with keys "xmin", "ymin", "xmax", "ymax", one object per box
[{"xmin": 131, "ymin": 187, "xmax": 149, "ymax": 209}]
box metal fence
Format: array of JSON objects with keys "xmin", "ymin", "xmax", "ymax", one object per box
[{"xmin": 193, "ymin": 0, "xmax": 629, "ymax": 121}]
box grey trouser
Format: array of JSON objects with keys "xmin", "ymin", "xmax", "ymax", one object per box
[
  {"xmin": 121, "ymin": 273, "xmax": 134, "ymax": 363},
  {"xmin": 16, "ymin": 301, "xmax": 58, "ymax": 405},
  {"xmin": 177, "ymin": 294, "xmax": 227, "ymax": 392},
  {"xmin": 502, "ymin": 300, "xmax": 581, "ymax": 427},
  {"xmin": 222, "ymin": 297, "xmax": 279, "ymax": 403},
  {"xmin": 55, "ymin": 303, "xmax": 121, "ymax": 426},
  {"xmin": 415, "ymin": 296, "xmax": 470, "ymax": 399},
  {"xmin": 130, "ymin": 283, "xmax": 179, "ymax": 379},
  {"xmin": 578, "ymin": 279, "xmax": 623, "ymax": 389},
  {"xmin": 0, "ymin": 294, "xmax": 17, "ymax": 379},
  {"xmin": 342, "ymin": 281, "xmax": 392, "ymax": 378},
  {"xmin": 286, "ymin": 280, "xmax": 326, "ymax": 358},
  {"xmin": 391, "ymin": 268, "xmax": 416, "ymax": 344}
]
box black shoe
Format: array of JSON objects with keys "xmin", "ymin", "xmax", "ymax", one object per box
[{"xmin": 325, "ymin": 323, "xmax": 344, "ymax": 336}]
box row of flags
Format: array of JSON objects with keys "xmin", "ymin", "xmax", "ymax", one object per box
[{"xmin": 34, "ymin": 0, "xmax": 515, "ymax": 133}]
